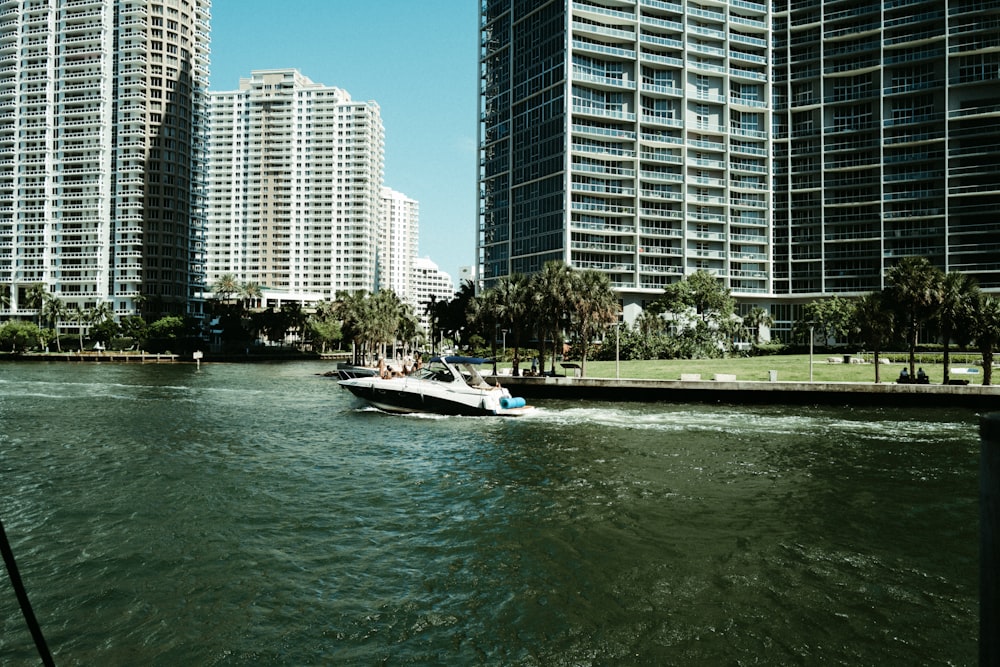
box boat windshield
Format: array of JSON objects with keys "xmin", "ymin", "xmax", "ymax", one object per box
[
  {"xmin": 456, "ymin": 362, "xmax": 491, "ymax": 389},
  {"xmin": 412, "ymin": 361, "xmax": 454, "ymax": 383},
  {"xmin": 411, "ymin": 359, "xmax": 491, "ymax": 388}
]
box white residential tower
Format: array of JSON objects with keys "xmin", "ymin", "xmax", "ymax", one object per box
[
  {"xmin": 206, "ymin": 69, "xmax": 385, "ymax": 300},
  {"xmin": 0, "ymin": 0, "xmax": 212, "ymax": 326}
]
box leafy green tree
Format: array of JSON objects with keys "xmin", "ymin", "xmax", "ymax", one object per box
[
  {"xmin": 794, "ymin": 295, "xmax": 854, "ymax": 347},
  {"xmin": 568, "ymin": 269, "xmax": 619, "ymax": 376},
  {"xmin": 252, "ymin": 303, "xmax": 309, "ymax": 348},
  {"xmin": 885, "ymin": 256, "xmax": 945, "ymax": 378},
  {"xmin": 306, "ymin": 301, "xmax": 343, "ymax": 354},
  {"xmin": 90, "ymin": 318, "xmax": 121, "ymax": 347},
  {"xmin": 0, "ymin": 320, "xmax": 42, "ymax": 352},
  {"xmin": 851, "ymin": 291, "xmax": 895, "ymax": 383},
  {"xmin": 119, "ymin": 316, "xmax": 148, "ymax": 343},
  {"xmin": 935, "ymin": 271, "xmax": 979, "ymax": 385},
  {"xmin": 146, "ymin": 316, "xmax": 186, "ymax": 352},
  {"xmin": 655, "ymin": 270, "xmax": 737, "ymax": 358},
  {"xmin": 969, "ymin": 293, "xmax": 1000, "ymax": 386},
  {"xmin": 627, "ymin": 310, "xmax": 673, "ymax": 360}
]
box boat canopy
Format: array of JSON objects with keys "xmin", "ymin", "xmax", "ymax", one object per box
[{"xmin": 431, "ymin": 356, "xmax": 491, "ymax": 365}]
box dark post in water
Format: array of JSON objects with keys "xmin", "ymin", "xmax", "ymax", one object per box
[{"xmin": 981, "ymin": 413, "xmax": 1000, "ymax": 666}]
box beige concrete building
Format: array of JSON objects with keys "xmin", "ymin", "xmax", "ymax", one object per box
[{"xmin": 206, "ymin": 69, "xmax": 385, "ymax": 300}]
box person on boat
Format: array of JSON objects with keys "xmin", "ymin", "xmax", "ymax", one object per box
[{"xmin": 378, "ymin": 358, "xmax": 392, "ymax": 380}]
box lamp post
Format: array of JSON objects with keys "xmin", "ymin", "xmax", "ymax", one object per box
[
  {"xmin": 809, "ymin": 325, "xmax": 814, "ymax": 382},
  {"xmin": 615, "ymin": 322, "xmax": 621, "ymax": 379},
  {"xmin": 502, "ymin": 329, "xmax": 507, "ymax": 359}
]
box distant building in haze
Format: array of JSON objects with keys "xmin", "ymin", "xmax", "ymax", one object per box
[
  {"xmin": 412, "ymin": 256, "xmax": 455, "ymax": 333},
  {"xmin": 0, "ymin": 0, "xmax": 212, "ymax": 328},
  {"xmin": 379, "ymin": 186, "xmax": 419, "ymax": 307},
  {"xmin": 458, "ymin": 265, "xmax": 476, "ymax": 288},
  {"xmin": 206, "ymin": 69, "xmax": 385, "ymax": 301}
]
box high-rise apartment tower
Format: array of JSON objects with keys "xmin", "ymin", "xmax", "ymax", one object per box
[
  {"xmin": 0, "ymin": 0, "xmax": 212, "ymax": 325},
  {"xmin": 478, "ymin": 0, "xmax": 1000, "ymax": 326},
  {"xmin": 206, "ymin": 69, "xmax": 385, "ymax": 300},
  {"xmin": 379, "ymin": 186, "xmax": 419, "ymax": 307},
  {"xmin": 771, "ymin": 0, "xmax": 1000, "ymax": 297}
]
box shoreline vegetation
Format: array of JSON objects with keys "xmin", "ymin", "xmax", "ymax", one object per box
[{"xmin": 3, "ymin": 350, "xmax": 994, "ymax": 386}]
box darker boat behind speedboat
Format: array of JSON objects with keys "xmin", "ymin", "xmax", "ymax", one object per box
[{"xmin": 338, "ymin": 356, "xmax": 534, "ymax": 416}]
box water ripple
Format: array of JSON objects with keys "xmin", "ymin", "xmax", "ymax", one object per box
[{"xmin": 0, "ymin": 362, "xmax": 980, "ymax": 665}]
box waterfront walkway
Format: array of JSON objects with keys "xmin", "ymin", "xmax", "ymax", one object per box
[
  {"xmin": 8, "ymin": 352, "xmax": 179, "ymax": 363},
  {"xmin": 489, "ymin": 374, "xmax": 1000, "ymax": 409}
]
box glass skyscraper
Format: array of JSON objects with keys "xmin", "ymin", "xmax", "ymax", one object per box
[{"xmin": 478, "ymin": 0, "xmax": 1000, "ymax": 326}]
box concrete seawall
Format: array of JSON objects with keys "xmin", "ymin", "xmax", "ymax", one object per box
[{"xmin": 489, "ymin": 375, "xmax": 1000, "ymax": 409}]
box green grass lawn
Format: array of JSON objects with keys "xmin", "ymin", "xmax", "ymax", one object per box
[{"xmin": 503, "ymin": 352, "xmax": 989, "ymax": 384}]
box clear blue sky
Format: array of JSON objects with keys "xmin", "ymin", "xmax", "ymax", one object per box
[{"xmin": 208, "ymin": 0, "xmax": 480, "ymax": 287}]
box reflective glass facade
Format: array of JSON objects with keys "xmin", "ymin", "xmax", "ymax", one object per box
[{"xmin": 479, "ymin": 0, "xmax": 1000, "ymax": 320}]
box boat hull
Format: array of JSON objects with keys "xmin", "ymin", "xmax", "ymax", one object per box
[
  {"xmin": 339, "ymin": 380, "xmax": 533, "ymax": 417},
  {"xmin": 337, "ymin": 356, "xmax": 534, "ymax": 417}
]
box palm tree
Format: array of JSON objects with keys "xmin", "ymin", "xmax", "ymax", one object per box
[
  {"xmin": 935, "ymin": 271, "xmax": 979, "ymax": 385},
  {"xmin": 68, "ymin": 306, "xmax": 92, "ymax": 351},
  {"xmin": 488, "ymin": 274, "xmax": 531, "ymax": 375},
  {"xmin": 970, "ymin": 293, "xmax": 1000, "ymax": 386},
  {"xmin": 334, "ymin": 290, "xmax": 370, "ymax": 364},
  {"xmin": 211, "ymin": 273, "xmax": 240, "ymax": 304},
  {"xmin": 885, "ymin": 256, "xmax": 945, "ymax": 378},
  {"xmin": 396, "ymin": 308, "xmax": 422, "ymax": 358},
  {"xmin": 238, "ymin": 281, "xmax": 263, "ymax": 310},
  {"xmin": 742, "ymin": 306, "xmax": 773, "ymax": 345},
  {"xmin": 91, "ymin": 300, "xmax": 114, "ymax": 326},
  {"xmin": 370, "ymin": 289, "xmax": 405, "ymax": 360},
  {"xmin": 568, "ymin": 270, "xmax": 619, "ymax": 377},
  {"xmin": 23, "ymin": 282, "xmax": 47, "ymax": 327},
  {"xmin": 39, "ymin": 293, "xmax": 66, "ymax": 352},
  {"xmin": 532, "ymin": 261, "xmax": 573, "ymax": 374},
  {"xmin": 851, "ymin": 291, "xmax": 895, "ymax": 384},
  {"xmin": 467, "ymin": 288, "xmax": 499, "ymax": 372}
]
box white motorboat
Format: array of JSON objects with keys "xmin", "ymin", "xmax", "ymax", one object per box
[{"xmin": 338, "ymin": 355, "xmax": 535, "ymax": 416}]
